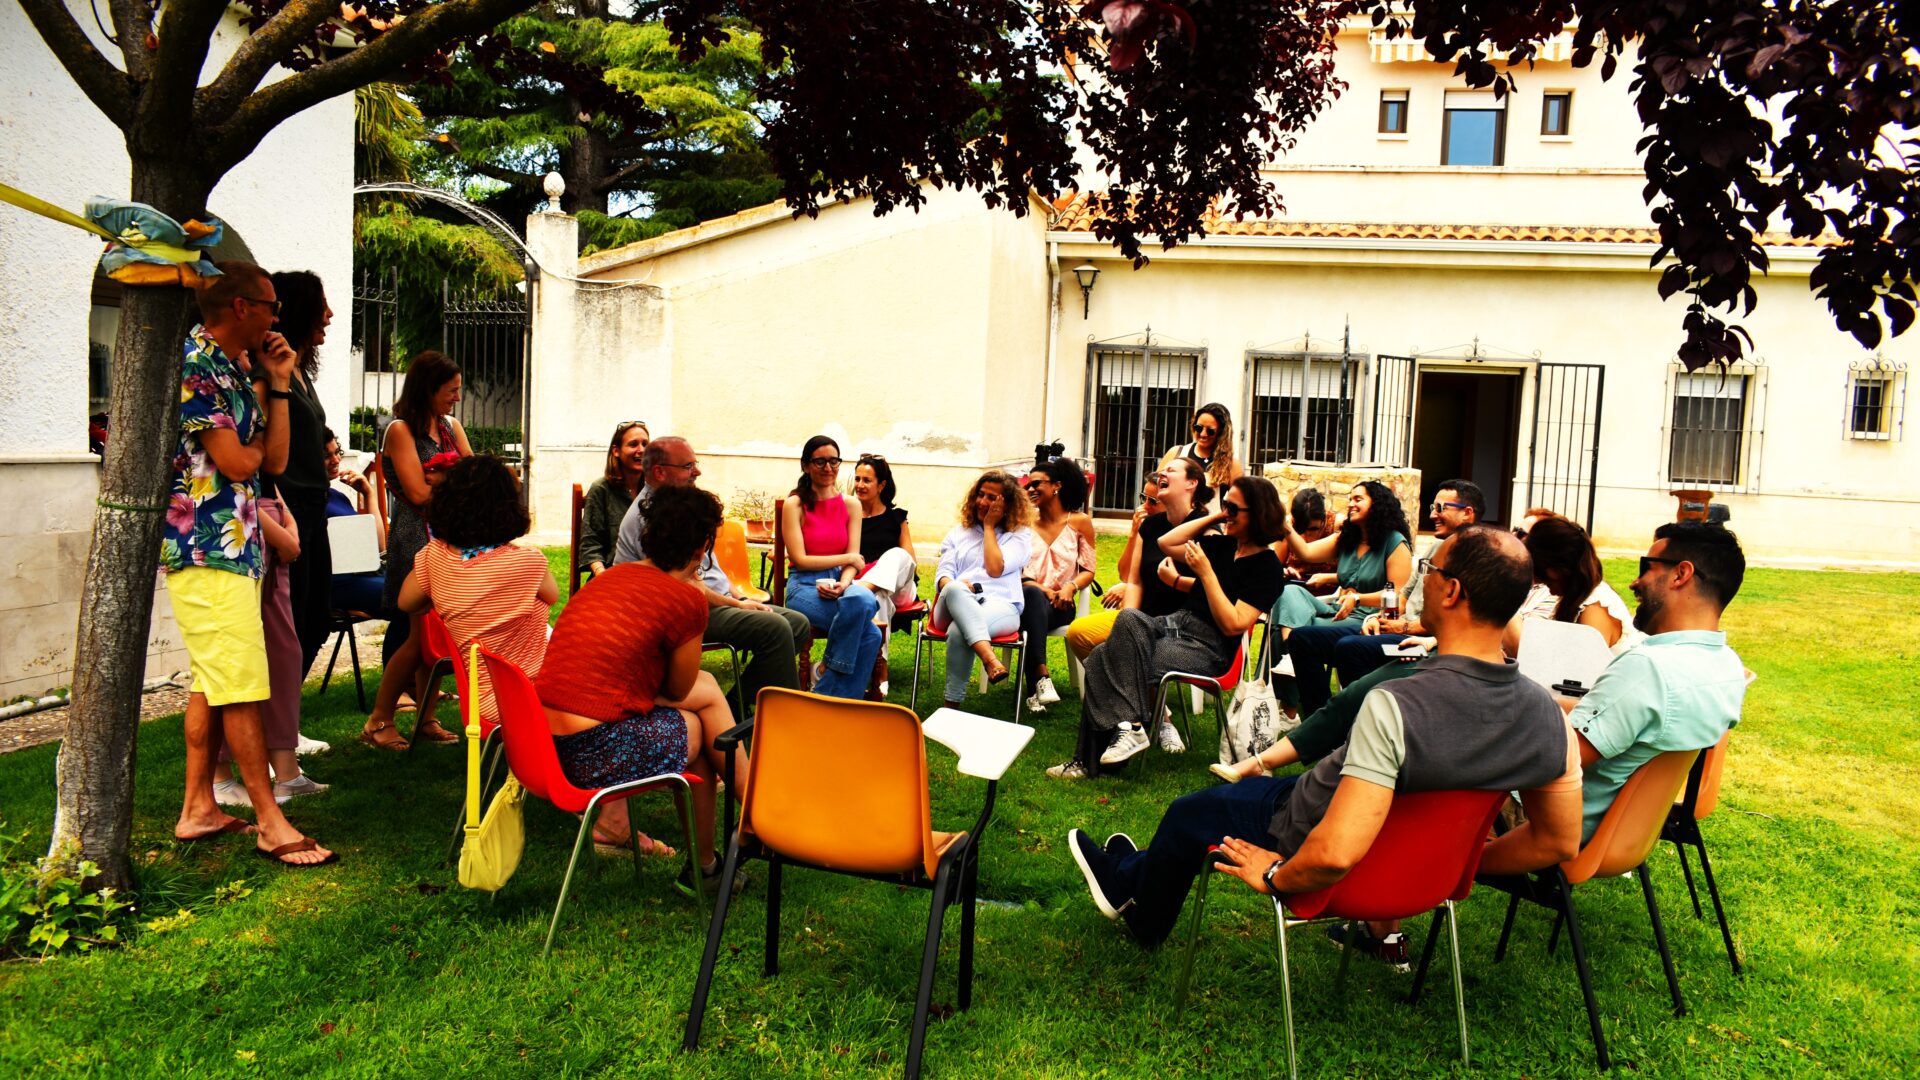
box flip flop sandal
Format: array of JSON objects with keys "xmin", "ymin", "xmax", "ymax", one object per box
[
  {"xmin": 358, "ymin": 722, "xmax": 411, "ymax": 751},
  {"xmin": 178, "ymin": 818, "xmax": 256, "ymax": 841},
  {"xmin": 257, "ymin": 838, "xmax": 339, "ymax": 867}
]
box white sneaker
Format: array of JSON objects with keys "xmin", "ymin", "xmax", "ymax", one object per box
[
  {"xmin": 1100, "ymin": 722, "xmax": 1151, "ymax": 765},
  {"xmin": 211, "ymin": 778, "xmax": 288, "ymax": 808},
  {"xmin": 295, "ymin": 734, "xmax": 331, "ymax": 755},
  {"xmin": 1033, "ymin": 676, "xmax": 1061, "ymax": 707},
  {"xmin": 273, "ymin": 774, "xmax": 330, "ymax": 801},
  {"xmin": 1271, "ymin": 653, "xmax": 1296, "ymax": 678},
  {"xmin": 1045, "ymin": 759, "xmax": 1088, "ymax": 780},
  {"xmin": 1157, "ymin": 720, "xmax": 1186, "ymax": 754},
  {"xmin": 1024, "ymin": 689, "xmax": 1049, "ymax": 714}
]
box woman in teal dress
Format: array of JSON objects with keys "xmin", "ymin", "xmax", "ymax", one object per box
[{"xmin": 1271, "ymin": 480, "xmax": 1413, "ymax": 640}]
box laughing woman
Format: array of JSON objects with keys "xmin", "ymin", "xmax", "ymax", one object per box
[
  {"xmin": 931, "ymin": 471, "xmax": 1034, "ymax": 710},
  {"xmin": 579, "ymin": 420, "xmax": 649, "ymax": 580}
]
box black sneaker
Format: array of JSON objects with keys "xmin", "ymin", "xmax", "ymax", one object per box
[
  {"xmin": 1325, "ymin": 922, "xmax": 1412, "ymax": 973},
  {"xmin": 1104, "ymin": 832, "xmax": 1138, "ymax": 858},
  {"xmin": 1068, "ymin": 829, "xmax": 1134, "ymax": 920}
]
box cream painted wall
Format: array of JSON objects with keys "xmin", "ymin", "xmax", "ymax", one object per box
[
  {"xmin": 1050, "ymin": 238, "xmax": 1920, "ymax": 565},
  {"xmin": 0, "ymin": 6, "xmax": 355, "ymax": 695}
]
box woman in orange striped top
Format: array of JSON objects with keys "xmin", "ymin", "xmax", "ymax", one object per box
[{"xmin": 398, "ymin": 456, "xmax": 557, "ymax": 725}]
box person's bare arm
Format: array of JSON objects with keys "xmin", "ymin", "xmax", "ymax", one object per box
[
  {"xmin": 1578, "ymin": 601, "xmax": 1624, "ymax": 647},
  {"xmin": 1478, "ymin": 784, "xmax": 1583, "ymax": 876},
  {"xmin": 1279, "ymin": 522, "xmax": 1340, "ymax": 565},
  {"xmin": 1159, "ymin": 509, "xmax": 1225, "ymax": 554},
  {"xmin": 447, "ymin": 416, "xmax": 474, "ymax": 457},
  {"xmin": 1182, "ymin": 540, "xmax": 1262, "ymax": 636},
  {"xmin": 385, "ymin": 421, "xmax": 434, "ymax": 505},
  {"xmin": 1215, "ymin": 777, "xmax": 1393, "ymax": 895},
  {"xmin": 259, "ymin": 503, "xmax": 300, "ymax": 563},
  {"xmin": 896, "ymin": 515, "xmax": 913, "ymax": 554},
  {"xmin": 839, "ymin": 497, "xmax": 864, "ymax": 585},
  {"xmin": 536, "ymin": 565, "xmax": 560, "ymax": 605},
  {"xmin": 198, "ymin": 428, "xmax": 265, "ymax": 482},
  {"xmin": 397, "ymin": 565, "xmax": 430, "ymax": 614},
  {"xmin": 660, "ymin": 634, "xmax": 702, "ymax": 703}
]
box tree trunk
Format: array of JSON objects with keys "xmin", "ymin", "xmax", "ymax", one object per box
[
  {"xmin": 561, "ymin": 119, "xmax": 612, "ymax": 216},
  {"xmin": 50, "ymin": 159, "xmax": 212, "ymax": 891}
]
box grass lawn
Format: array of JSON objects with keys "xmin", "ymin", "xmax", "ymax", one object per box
[{"xmin": 0, "ymin": 540, "xmax": 1916, "ymax": 1077}]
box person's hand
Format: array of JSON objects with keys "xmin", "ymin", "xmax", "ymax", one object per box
[
  {"xmin": 1182, "ymin": 539, "xmax": 1213, "ymax": 578},
  {"xmin": 1131, "ymin": 505, "xmax": 1150, "ymax": 531},
  {"xmin": 1101, "ymin": 585, "xmax": 1125, "ymax": 610},
  {"xmin": 816, "ymin": 579, "xmax": 844, "ymax": 600},
  {"xmin": 846, "ymin": 552, "xmax": 868, "ymax": 570},
  {"xmin": 1360, "ymin": 614, "xmax": 1382, "ymax": 636},
  {"xmin": 1213, "ymin": 836, "xmax": 1286, "ymax": 895},
  {"xmin": 589, "ymin": 561, "xmax": 607, "ymax": 577},
  {"xmin": 1306, "ymin": 572, "xmax": 1338, "ymax": 588},
  {"xmin": 1052, "ymin": 587, "xmax": 1074, "ymax": 610},
  {"xmin": 1379, "ymin": 616, "xmax": 1409, "ymax": 635},
  {"xmin": 258, "ymin": 331, "xmax": 297, "ymax": 390},
  {"xmin": 1331, "ymin": 591, "xmax": 1358, "ymax": 621},
  {"xmin": 1157, "ymin": 557, "xmax": 1182, "ymax": 588},
  {"xmin": 983, "ymin": 499, "xmax": 1005, "ymax": 527},
  {"xmin": 336, "ymin": 466, "xmax": 370, "ymax": 493},
  {"xmin": 737, "ymin": 598, "xmax": 770, "ymax": 611},
  {"xmin": 269, "ymin": 532, "xmax": 300, "ymax": 563}
]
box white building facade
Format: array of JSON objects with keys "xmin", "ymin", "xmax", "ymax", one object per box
[{"xmin": 0, "ymin": 5, "xmax": 354, "ymax": 698}]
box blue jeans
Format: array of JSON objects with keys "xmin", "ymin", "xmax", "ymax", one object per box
[
  {"xmin": 785, "ymin": 567, "xmax": 884, "ymax": 700},
  {"xmin": 1112, "ymin": 774, "xmax": 1301, "ymax": 946},
  {"xmin": 933, "ymin": 582, "xmax": 1021, "ymax": 703}
]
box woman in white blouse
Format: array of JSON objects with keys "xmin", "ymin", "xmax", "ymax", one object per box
[
  {"xmin": 1506, "ymin": 515, "xmax": 1642, "ymax": 657},
  {"xmin": 931, "ymin": 471, "xmax": 1034, "ymax": 709}
]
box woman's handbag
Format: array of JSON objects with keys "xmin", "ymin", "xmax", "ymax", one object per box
[
  {"xmin": 1218, "ymin": 633, "xmax": 1298, "ymax": 766},
  {"xmin": 458, "ymin": 644, "xmax": 525, "ymax": 892}
]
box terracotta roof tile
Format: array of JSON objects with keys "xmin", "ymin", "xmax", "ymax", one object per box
[{"xmin": 1046, "ymin": 193, "xmax": 1827, "ymax": 247}]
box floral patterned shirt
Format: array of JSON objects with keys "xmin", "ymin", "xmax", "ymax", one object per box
[{"xmin": 160, "ymin": 326, "xmax": 265, "ymax": 578}]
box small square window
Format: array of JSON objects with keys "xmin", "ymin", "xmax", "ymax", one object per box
[
  {"xmin": 1542, "ymin": 92, "xmax": 1572, "ymax": 136},
  {"xmin": 1379, "ymin": 90, "xmax": 1409, "ymax": 134},
  {"xmin": 1846, "ymin": 358, "xmax": 1907, "ymax": 440}
]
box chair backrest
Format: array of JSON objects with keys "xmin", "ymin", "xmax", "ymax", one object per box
[
  {"xmin": 474, "ymin": 646, "xmax": 567, "ymax": 806},
  {"xmin": 569, "ymin": 482, "xmax": 587, "ymax": 593},
  {"xmin": 1285, "ymin": 789, "xmax": 1508, "ymax": 922},
  {"xmin": 328, "ymin": 513, "xmax": 381, "ymax": 576},
  {"xmin": 770, "ymin": 496, "xmax": 790, "ymax": 606},
  {"xmin": 1516, "ymin": 619, "xmax": 1614, "ymax": 692},
  {"xmin": 368, "ymin": 450, "xmax": 389, "ymax": 535},
  {"xmin": 1563, "ymin": 747, "xmax": 1702, "ymax": 884},
  {"xmin": 1684, "ymin": 731, "xmax": 1732, "ymax": 821},
  {"xmin": 715, "ymin": 519, "xmax": 756, "ymax": 592},
  {"xmin": 739, "ymin": 687, "xmax": 937, "ymax": 880},
  {"xmin": 1214, "ymin": 633, "xmax": 1250, "ymax": 694},
  {"xmin": 420, "ymin": 609, "xmax": 455, "ymax": 668}
]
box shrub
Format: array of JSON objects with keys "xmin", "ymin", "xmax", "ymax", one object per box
[{"xmin": 0, "ymin": 829, "xmax": 135, "ymax": 959}]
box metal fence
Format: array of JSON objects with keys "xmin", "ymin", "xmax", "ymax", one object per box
[
  {"xmin": 1245, "ymin": 351, "xmax": 1359, "ymax": 468},
  {"xmin": 1663, "ymin": 361, "xmax": 1767, "ymax": 494},
  {"xmin": 1367, "ymin": 355, "xmax": 1417, "ymax": 466},
  {"xmin": 1525, "ymin": 362, "xmax": 1606, "ymax": 530},
  {"xmin": 1084, "ymin": 344, "xmax": 1203, "ymax": 511},
  {"xmin": 441, "ymin": 281, "xmax": 530, "ymax": 463}
]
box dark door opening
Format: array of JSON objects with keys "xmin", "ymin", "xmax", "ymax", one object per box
[{"xmin": 1411, "ymin": 369, "xmax": 1523, "ymax": 528}]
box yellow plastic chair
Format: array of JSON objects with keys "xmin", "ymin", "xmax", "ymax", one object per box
[
  {"xmin": 715, "ymin": 519, "xmax": 770, "ymax": 603},
  {"xmin": 1480, "ymin": 747, "xmax": 1703, "ymax": 1069},
  {"xmin": 682, "ymin": 690, "xmax": 1033, "ymax": 1080}
]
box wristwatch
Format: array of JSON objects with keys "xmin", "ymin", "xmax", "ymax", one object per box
[{"xmin": 1262, "ymin": 857, "xmax": 1285, "ymax": 894}]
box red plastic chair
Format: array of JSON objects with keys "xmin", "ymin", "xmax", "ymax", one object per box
[
  {"xmin": 408, "ymin": 610, "xmax": 459, "ymax": 752},
  {"xmin": 908, "ymin": 604, "xmax": 1028, "ymax": 724},
  {"xmin": 1176, "ymin": 788, "xmax": 1508, "ymax": 1079},
  {"xmin": 1148, "ymin": 628, "xmax": 1254, "ymax": 753},
  {"xmin": 440, "ymin": 640, "xmax": 510, "ymax": 862},
  {"xmin": 474, "ymin": 647, "xmax": 706, "ymax": 956}
]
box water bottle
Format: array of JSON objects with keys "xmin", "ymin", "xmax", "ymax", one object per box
[{"xmin": 1381, "ymin": 582, "xmax": 1400, "ymax": 623}]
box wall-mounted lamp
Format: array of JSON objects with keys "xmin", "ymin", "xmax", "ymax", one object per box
[{"xmin": 1072, "ymin": 263, "xmax": 1100, "ymax": 319}]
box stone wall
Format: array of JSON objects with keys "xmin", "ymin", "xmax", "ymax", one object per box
[{"xmin": 1261, "ymin": 460, "xmax": 1424, "ymax": 535}]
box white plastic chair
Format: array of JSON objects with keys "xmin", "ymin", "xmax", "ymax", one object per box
[{"xmin": 1516, "ymin": 619, "xmax": 1613, "ymax": 693}]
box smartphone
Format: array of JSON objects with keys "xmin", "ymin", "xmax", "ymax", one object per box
[{"xmin": 1384, "ymin": 640, "xmax": 1428, "ymax": 658}]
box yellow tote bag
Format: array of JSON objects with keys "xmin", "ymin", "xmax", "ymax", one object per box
[{"xmin": 458, "ymin": 644, "xmax": 525, "ymax": 892}]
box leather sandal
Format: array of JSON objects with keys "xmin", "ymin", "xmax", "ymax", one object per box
[
  {"xmin": 358, "ymin": 722, "xmax": 410, "ymax": 751},
  {"xmin": 411, "ymin": 718, "xmax": 461, "ymax": 744}
]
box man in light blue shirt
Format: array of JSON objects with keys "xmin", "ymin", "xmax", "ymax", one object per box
[{"xmin": 1565, "ymin": 522, "xmax": 1746, "ymax": 842}]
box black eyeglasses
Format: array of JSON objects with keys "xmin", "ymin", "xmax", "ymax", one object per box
[
  {"xmin": 1639, "ymin": 555, "xmax": 1683, "ymax": 578},
  {"xmin": 1192, "ymin": 423, "xmax": 1219, "ymax": 435},
  {"xmin": 241, "ymin": 295, "xmax": 283, "ymax": 316},
  {"xmin": 807, "ymin": 456, "xmax": 843, "ymax": 468},
  {"xmin": 1511, "ymin": 527, "xmax": 1528, "ymax": 540},
  {"xmin": 1221, "ymin": 501, "xmax": 1244, "ymax": 518},
  {"xmin": 1430, "ymin": 500, "xmax": 1468, "ymax": 513},
  {"xmin": 1418, "ymin": 555, "xmax": 1460, "ymax": 583}
]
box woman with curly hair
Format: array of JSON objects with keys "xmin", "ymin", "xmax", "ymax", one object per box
[
  {"xmin": 579, "ymin": 420, "xmax": 649, "ymax": 579},
  {"xmin": 931, "ymin": 470, "xmax": 1035, "ymax": 709},
  {"xmin": 1159, "ymin": 402, "xmax": 1244, "ymax": 489},
  {"xmin": 1272, "ymin": 479, "xmax": 1413, "ymax": 642},
  {"xmin": 538, "ymin": 484, "xmax": 739, "ymax": 883},
  {"xmin": 397, "ymin": 455, "xmax": 557, "ymax": 725}
]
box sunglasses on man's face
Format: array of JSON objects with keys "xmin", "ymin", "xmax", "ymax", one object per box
[{"xmin": 1638, "ymin": 555, "xmax": 1683, "ymax": 578}]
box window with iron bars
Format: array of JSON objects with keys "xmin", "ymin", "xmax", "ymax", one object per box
[
  {"xmin": 1665, "ymin": 362, "xmax": 1767, "ymax": 492},
  {"xmin": 1245, "ymin": 353, "xmax": 1357, "ymax": 469},
  {"xmin": 1845, "ymin": 357, "xmax": 1906, "ymax": 441}
]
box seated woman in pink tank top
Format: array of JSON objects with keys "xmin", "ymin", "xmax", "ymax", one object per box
[{"xmin": 780, "ymin": 435, "xmax": 885, "ymax": 700}]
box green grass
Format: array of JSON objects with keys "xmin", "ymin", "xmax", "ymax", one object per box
[{"xmin": 0, "ymin": 542, "xmax": 1916, "ymax": 1077}]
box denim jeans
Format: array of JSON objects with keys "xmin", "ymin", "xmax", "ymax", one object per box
[
  {"xmin": 785, "ymin": 567, "xmax": 884, "ymax": 699},
  {"xmin": 933, "ymin": 582, "xmax": 1021, "ymax": 703},
  {"xmin": 1112, "ymin": 774, "xmax": 1300, "ymax": 946}
]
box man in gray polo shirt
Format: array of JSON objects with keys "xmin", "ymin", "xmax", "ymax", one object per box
[
  {"xmin": 613, "ymin": 436, "xmax": 809, "ymax": 712},
  {"xmin": 1068, "ymin": 526, "xmax": 1582, "ymax": 949}
]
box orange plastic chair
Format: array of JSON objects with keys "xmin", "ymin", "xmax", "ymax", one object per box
[
  {"xmin": 1664, "ymin": 727, "xmax": 1742, "ymax": 974},
  {"xmin": 1481, "ymin": 747, "xmax": 1703, "ymax": 1069},
  {"xmin": 715, "ymin": 520, "xmax": 770, "ymax": 603},
  {"xmin": 682, "ymin": 691, "xmax": 1033, "ymax": 1080},
  {"xmin": 477, "ymin": 647, "xmax": 704, "ymax": 956},
  {"xmin": 1177, "ymin": 789, "xmax": 1509, "ymax": 1079}
]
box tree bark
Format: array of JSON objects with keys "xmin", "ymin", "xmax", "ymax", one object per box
[{"xmin": 50, "ymin": 159, "xmax": 211, "ymax": 891}]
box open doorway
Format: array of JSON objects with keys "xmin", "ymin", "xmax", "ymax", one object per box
[{"xmin": 1411, "ymin": 368, "xmax": 1523, "ymax": 528}]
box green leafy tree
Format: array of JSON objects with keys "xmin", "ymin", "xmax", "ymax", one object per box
[{"xmin": 414, "ymin": 1, "xmax": 777, "ymax": 252}]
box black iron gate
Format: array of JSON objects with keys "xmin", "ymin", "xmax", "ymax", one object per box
[
  {"xmin": 1526, "ymin": 362, "xmax": 1606, "ymax": 530},
  {"xmin": 1084, "ymin": 342, "xmax": 1204, "ymax": 511},
  {"xmin": 441, "ymin": 281, "xmax": 531, "ymax": 467},
  {"xmin": 348, "ymin": 269, "xmax": 399, "ymax": 452},
  {"xmin": 1368, "ymin": 355, "xmax": 1417, "ymax": 466},
  {"xmin": 1245, "ymin": 350, "xmax": 1360, "ymax": 468}
]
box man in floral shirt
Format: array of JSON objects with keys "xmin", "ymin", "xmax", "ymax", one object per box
[{"xmin": 166, "ymin": 261, "xmax": 334, "ymax": 867}]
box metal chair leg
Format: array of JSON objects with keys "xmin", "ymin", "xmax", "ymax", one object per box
[
  {"xmin": 764, "ymin": 857, "xmax": 784, "ymax": 977},
  {"xmin": 1173, "ymin": 855, "xmax": 1217, "ymax": 1017},
  {"xmin": 1273, "ymin": 901, "xmax": 1300, "ymax": 1080},
  {"xmin": 1638, "ymin": 862, "xmax": 1687, "ymax": 1016},
  {"xmin": 1693, "ymin": 837, "xmax": 1743, "ymax": 975},
  {"xmin": 346, "ymin": 625, "xmax": 366, "ymax": 710},
  {"xmin": 1332, "ymin": 921, "xmax": 1356, "ymax": 999},
  {"xmin": 1444, "ymin": 899, "xmax": 1470, "ymax": 1068},
  {"xmin": 545, "ymin": 803, "xmax": 601, "ymax": 958},
  {"xmin": 682, "ymin": 835, "xmax": 748, "ymax": 1052},
  {"xmin": 321, "ymin": 628, "xmax": 344, "ymax": 693},
  {"xmin": 1555, "ymin": 874, "xmax": 1611, "ymax": 1069},
  {"xmin": 1409, "ymin": 906, "xmax": 1445, "ymax": 1004},
  {"xmin": 1493, "ymin": 890, "xmax": 1521, "ymax": 963},
  {"xmin": 909, "ymin": 632, "xmax": 926, "ymax": 714},
  {"xmin": 957, "ymin": 846, "xmax": 978, "ymax": 1011},
  {"xmin": 1675, "ymin": 838, "xmax": 1705, "ymax": 918},
  {"xmin": 906, "ymin": 856, "xmax": 959, "ymax": 1080}
]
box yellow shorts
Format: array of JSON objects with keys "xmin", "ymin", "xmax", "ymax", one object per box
[
  {"xmin": 1065, "ymin": 608, "xmax": 1120, "ymax": 661},
  {"xmin": 166, "ymin": 567, "xmax": 269, "ymax": 706}
]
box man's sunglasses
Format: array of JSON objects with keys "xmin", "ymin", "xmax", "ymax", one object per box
[
  {"xmin": 242, "ymin": 295, "xmax": 283, "ymax": 316},
  {"xmin": 1639, "ymin": 555, "xmax": 1684, "ymax": 578},
  {"xmin": 1430, "ymin": 500, "xmax": 1468, "ymax": 514}
]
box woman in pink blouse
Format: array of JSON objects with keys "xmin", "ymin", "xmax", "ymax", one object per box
[{"xmin": 1019, "ymin": 458, "xmax": 1097, "ymax": 713}]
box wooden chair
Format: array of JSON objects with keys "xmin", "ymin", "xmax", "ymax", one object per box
[{"xmin": 568, "ymin": 482, "xmax": 590, "ymax": 594}]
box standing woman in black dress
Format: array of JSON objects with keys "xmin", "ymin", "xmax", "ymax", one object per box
[{"xmin": 266, "ymin": 271, "xmax": 338, "ymax": 680}]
